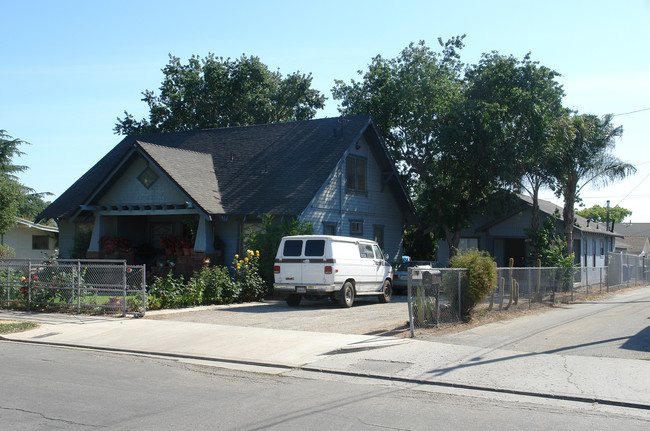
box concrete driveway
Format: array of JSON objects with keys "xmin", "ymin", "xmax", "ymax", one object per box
[{"xmin": 146, "ymin": 294, "xmax": 411, "ymax": 336}]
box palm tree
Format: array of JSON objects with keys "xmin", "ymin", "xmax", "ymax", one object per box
[{"xmin": 550, "ymin": 113, "xmax": 636, "ymax": 257}]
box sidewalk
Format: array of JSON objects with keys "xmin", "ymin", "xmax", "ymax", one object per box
[{"xmin": 2, "ymin": 309, "xmax": 649, "ymax": 410}]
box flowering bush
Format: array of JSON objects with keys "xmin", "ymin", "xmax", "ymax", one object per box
[
  {"xmin": 160, "ymin": 235, "xmax": 179, "ymax": 251},
  {"xmin": 234, "ymin": 250, "xmax": 265, "ymax": 302},
  {"xmin": 145, "ymin": 250, "xmax": 266, "ymax": 309},
  {"xmin": 179, "ymin": 237, "xmax": 193, "ymax": 249},
  {"xmin": 99, "ymin": 236, "xmax": 132, "ymax": 256}
]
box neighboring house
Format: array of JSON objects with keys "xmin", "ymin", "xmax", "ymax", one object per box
[
  {"xmin": 613, "ymin": 222, "xmax": 650, "ymax": 256},
  {"xmin": 436, "ymin": 193, "xmax": 620, "ymax": 267},
  {"xmin": 37, "ymin": 115, "xmax": 415, "ymax": 272},
  {"xmin": 0, "ymin": 218, "xmax": 58, "ymax": 259}
]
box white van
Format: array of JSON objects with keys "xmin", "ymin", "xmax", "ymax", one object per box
[{"xmin": 273, "ymin": 235, "xmax": 393, "ymax": 307}]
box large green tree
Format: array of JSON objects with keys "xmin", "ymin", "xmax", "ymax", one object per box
[
  {"xmin": 576, "ymin": 204, "xmax": 632, "ymax": 224},
  {"xmin": 550, "ymin": 114, "xmax": 636, "ymax": 256},
  {"xmin": 0, "ymin": 130, "xmax": 51, "ymax": 232},
  {"xmin": 333, "ymin": 38, "xmax": 477, "ymax": 256},
  {"xmin": 0, "ymin": 130, "xmax": 28, "ymax": 233},
  {"xmin": 462, "ymin": 52, "xmax": 565, "ymax": 229},
  {"xmin": 115, "ymin": 54, "xmax": 326, "ymax": 134},
  {"xmin": 333, "ymin": 39, "xmax": 564, "ymax": 258}
]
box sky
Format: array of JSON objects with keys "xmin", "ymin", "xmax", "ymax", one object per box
[{"xmin": 2, "ymin": 0, "xmax": 649, "ymax": 221}]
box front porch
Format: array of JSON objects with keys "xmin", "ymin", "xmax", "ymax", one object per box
[{"xmin": 84, "ymin": 213, "xmax": 228, "ymax": 279}]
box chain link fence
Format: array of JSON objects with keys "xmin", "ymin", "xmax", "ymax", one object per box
[
  {"xmin": 0, "ymin": 259, "xmax": 146, "ymax": 315},
  {"xmin": 407, "ymin": 253, "xmax": 649, "ymax": 336}
]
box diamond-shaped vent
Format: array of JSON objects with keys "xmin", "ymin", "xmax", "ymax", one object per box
[{"xmin": 138, "ymin": 167, "xmax": 159, "ymax": 189}]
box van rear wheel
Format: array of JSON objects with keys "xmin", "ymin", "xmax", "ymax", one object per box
[
  {"xmin": 286, "ymin": 294, "xmax": 301, "ymax": 307},
  {"xmin": 378, "ymin": 280, "xmax": 392, "ymax": 303},
  {"xmin": 338, "ymin": 282, "xmax": 355, "ymax": 308}
]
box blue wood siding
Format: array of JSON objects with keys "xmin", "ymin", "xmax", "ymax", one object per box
[
  {"xmin": 97, "ymin": 156, "xmax": 187, "ymax": 206},
  {"xmin": 300, "ymin": 136, "xmax": 404, "ymax": 261}
]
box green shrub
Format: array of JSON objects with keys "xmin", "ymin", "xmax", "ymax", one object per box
[
  {"xmin": 243, "ymin": 214, "xmax": 313, "ymax": 293},
  {"xmin": 443, "ymin": 249, "xmax": 497, "ymax": 320}
]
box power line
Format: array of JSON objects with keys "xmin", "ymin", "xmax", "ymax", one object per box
[
  {"xmin": 613, "ymin": 107, "xmax": 650, "ymax": 117},
  {"xmin": 616, "ymin": 170, "xmax": 650, "ymax": 207}
]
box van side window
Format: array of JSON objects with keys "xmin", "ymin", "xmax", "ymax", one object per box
[
  {"xmin": 305, "ymin": 240, "xmax": 325, "ymax": 257},
  {"xmin": 358, "ymin": 244, "xmax": 374, "ymax": 259},
  {"xmin": 283, "ymin": 240, "xmax": 303, "ymax": 256},
  {"xmin": 373, "ymin": 245, "xmax": 383, "ymax": 260}
]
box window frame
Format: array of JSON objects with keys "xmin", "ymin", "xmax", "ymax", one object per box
[
  {"xmin": 32, "ymin": 235, "xmax": 50, "ymax": 250},
  {"xmin": 345, "ymin": 155, "xmax": 368, "ymax": 194},
  {"xmin": 349, "ymin": 220, "xmax": 363, "ymax": 237}
]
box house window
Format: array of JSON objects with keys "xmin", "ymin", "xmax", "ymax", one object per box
[
  {"xmin": 373, "ymin": 225, "xmax": 384, "ymax": 250},
  {"xmin": 346, "ymin": 155, "xmax": 367, "ymax": 193},
  {"xmin": 458, "ymin": 238, "xmax": 478, "ymax": 253},
  {"xmin": 350, "ymin": 220, "xmax": 363, "ymax": 236},
  {"xmin": 32, "ymin": 235, "xmax": 49, "ymax": 250},
  {"xmin": 138, "ymin": 166, "xmax": 159, "ymax": 189},
  {"xmin": 323, "ymin": 223, "xmax": 337, "ymax": 236},
  {"xmin": 593, "ymin": 239, "xmax": 596, "ymax": 266},
  {"xmin": 600, "ymin": 239, "xmax": 604, "ymax": 256}
]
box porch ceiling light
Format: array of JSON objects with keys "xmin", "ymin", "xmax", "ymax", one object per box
[{"xmin": 138, "ymin": 167, "xmax": 159, "ymax": 189}]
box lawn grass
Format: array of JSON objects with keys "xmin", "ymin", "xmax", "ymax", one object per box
[{"xmin": 0, "ymin": 321, "xmax": 38, "ymax": 334}]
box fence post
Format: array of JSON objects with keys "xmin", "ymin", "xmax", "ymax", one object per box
[
  {"xmin": 408, "ymin": 267, "xmax": 414, "ymax": 338},
  {"xmin": 142, "ymin": 264, "xmax": 147, "ymax": 315},
  {"xmin": 122, "ymin": 262, "xmax": 127, "ymax": 317},
  {"xmin": 457, "ymin": 270, "xmax": 462, "ymax": 319},
  {"xmin": 599, "ymin": 267, "xmax": 602, "ymax": 294},
  {"xmin": 77, "ymin": 261, "xmax": 82, "ymax": 313},
  {"xmin": 585, "ymin": 267, "xmax": 589, "ymax": 296},
  {"xmin": 27, "ymin": 260, "xmax": 32, "ymax": 311},
  {"xmin": 528, "ymin": 268, "xmax": 533, "ymax": 310}
]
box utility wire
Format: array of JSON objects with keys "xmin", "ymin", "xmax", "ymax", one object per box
[
  {"xmin": 613, "ymin": 107, "xmax": 650, "ymax": 116},
  {"xmin": 616, "ymin": 170, "xmax": 650, "ymax": 207}
]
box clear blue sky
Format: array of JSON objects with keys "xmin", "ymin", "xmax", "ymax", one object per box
[{"xmin": 2, "ymin": 0, "xmax": 649, "ymax": 221}]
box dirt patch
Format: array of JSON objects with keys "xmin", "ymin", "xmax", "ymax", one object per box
[{"xmin": 413, "ymin": 284, "xmax": 647, "ymax": 338}]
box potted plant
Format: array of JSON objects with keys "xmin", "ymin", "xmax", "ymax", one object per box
[
  {"xmin": 180, "ymin": 237, "xmax": 193, "ymax": 255},
  {"xmin": 160, "ymin": 236, "xmax": 178, "ymax": 256}
]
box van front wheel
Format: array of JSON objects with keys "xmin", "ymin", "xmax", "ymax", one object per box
[
  {"xmin": 378, "ymin": 280, "xmax": 392, "ymax": 303},
  {"xmin": 339, "ymin": 282, "xmax": 355, "ymax": 308}
]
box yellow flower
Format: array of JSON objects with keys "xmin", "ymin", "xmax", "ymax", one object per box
[
  {"xmin": 255, "ymin": 250, "xmax": 260, "ymax": 257},
  {"xmin": 234, "ymin": 254, "xmax": 239, "ymax": 259},
  {"xmin": 236, "ymin": 264, "xmax": 241, "ymax": 270},
  {"xmin": 244, "ymin": 257, "xmax": 249, "ymax": 262},
  {"xmin": 247, "ymin": 249, "xmax": 254, "ymax": 256},
  {"xmin": 239, "ymin": 260, "xmax": 244, "ymax": 264}
]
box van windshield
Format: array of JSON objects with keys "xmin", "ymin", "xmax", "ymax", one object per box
[
  {"xmin": 283, "ymin": 240, "xmax": 303, "ymax": 256},
  {"xmin": 305, "ymin": 240, "xmax": 325, "ymax": 257}
]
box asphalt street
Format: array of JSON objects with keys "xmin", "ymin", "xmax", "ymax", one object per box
[{"xmin": 2, "ymin": 342, "xmax": 648, "ymax": 430}]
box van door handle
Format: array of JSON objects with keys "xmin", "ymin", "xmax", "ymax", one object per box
[{"xmin": 303, "ymin": 259, "xmax": 310, "ymax": 263}]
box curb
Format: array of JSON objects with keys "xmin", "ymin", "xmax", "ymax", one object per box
[{"xmin": 3, "ymin": 336, "xmax": 649, "ymax": 412}]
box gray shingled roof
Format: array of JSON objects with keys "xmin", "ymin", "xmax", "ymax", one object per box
[
  {"xmin": 518, "ymin": 194, "xmax": 619, "ymax": 237},
  {"xmin": 38, "ymin": 115, "xmax": 413, "ymax": 220},
  {"xmin": 613, "ymin": 222, "xmax": 650, "ymax": 238}
]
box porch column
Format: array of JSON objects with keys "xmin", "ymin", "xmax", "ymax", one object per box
[
  {"xmin": 194, "ymin": 217, "xmax": 216, "ymax": 253},
  {"xmin": 87, "ymin": 214, "xmax": 106, "ymax": 252}
]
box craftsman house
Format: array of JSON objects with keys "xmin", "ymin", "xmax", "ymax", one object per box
[
  {"xmin": 436, "ymin": 194, "xmax": 621, "ymax": 267},
  {"xmin": 37, "ymin": 115, "xmax": 415, "ymax": 273}
]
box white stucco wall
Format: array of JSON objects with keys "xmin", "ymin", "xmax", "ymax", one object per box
[{"xmin": 1, "ymin": 222, "xmax": 57, "ymax": 259}]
